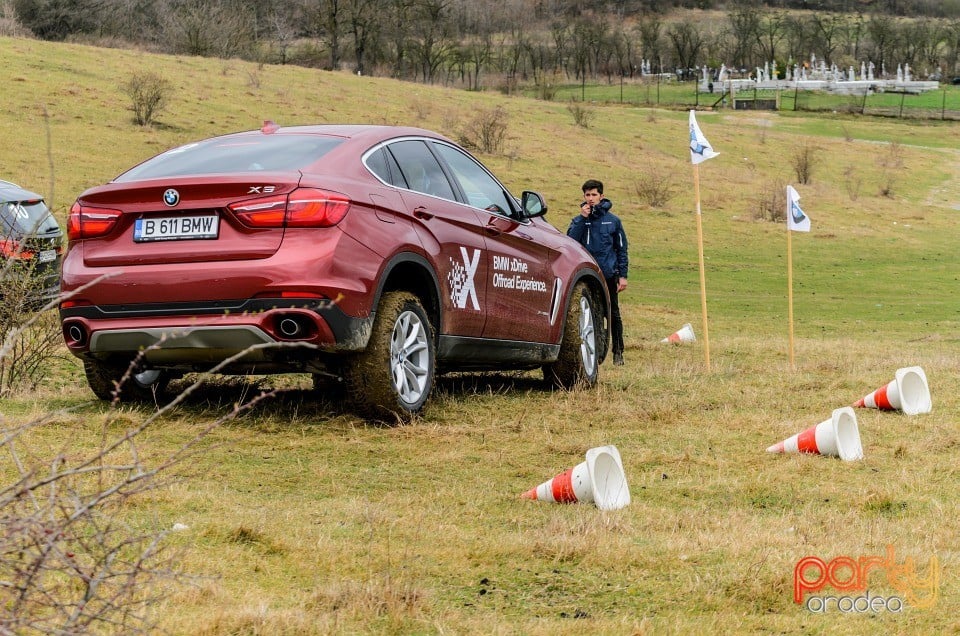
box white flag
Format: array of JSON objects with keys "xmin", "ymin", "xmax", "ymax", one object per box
[
  {"xmin": 688, "ymin": 110, "xmax": 719, "ymax": 165},
  {"xmin": 786, "ymin": 185, "xmax": 810, "ymax": 232}
]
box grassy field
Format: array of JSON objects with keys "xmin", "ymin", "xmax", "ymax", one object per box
[{"xmin": 3, "ymin": 35, "xmax": 960, "ymax": 634}]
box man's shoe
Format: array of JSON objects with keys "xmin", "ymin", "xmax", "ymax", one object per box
[{"xmin": 613, "ymin": 352, "xmax": 624, "ymax": 366}]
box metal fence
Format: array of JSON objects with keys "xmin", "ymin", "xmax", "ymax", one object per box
[{"xmin": 540, "ymin": 79, "xmax": 960, "ymax": 121}]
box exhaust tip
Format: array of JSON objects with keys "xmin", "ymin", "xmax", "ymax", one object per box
[
  {"xmin": 278, "ymin": 317, "xmax": 303, "ymax": 338},
  {"xmin": 65, "ymin": 322, "xmax": 87, "ymax": 347}
]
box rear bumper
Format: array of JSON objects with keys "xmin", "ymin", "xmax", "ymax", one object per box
[{"xmin": 60, "ymin": 298, "xmax": 374, "ymax": 370}]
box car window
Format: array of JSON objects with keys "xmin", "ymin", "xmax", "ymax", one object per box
[
  {"xmin": 432, "ymin": 143, "xmax": 514, "ymax": 216},
  {"xmin": 114, "ymin": 135, "xmax": 344, "ymax": 181},
  {"xmin": 387, "ymin": 140, "xmax": 456, "ymax": 200},
  {"xmin": 0, "ymin": 201, "xmax": 59, "ymax": 235},
  {"xmin": 365, "ymin": 147, "xmax": 406, "ymax": 187}
]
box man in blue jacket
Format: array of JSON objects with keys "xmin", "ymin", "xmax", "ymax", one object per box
[{"xmin": 567, "ymin": 179, "xmax": 629, "ymax": 365}]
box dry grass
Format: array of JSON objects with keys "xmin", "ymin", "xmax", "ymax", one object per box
[{"xmin": 6, "ymin": 336, "xmax": 959, "ymax": 633}]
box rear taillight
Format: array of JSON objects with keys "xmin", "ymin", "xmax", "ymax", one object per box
[
  {"xmin": 229, "ymin": 188, "xmax": 350, "ymax": 229},
  {"xmin": 229, "ymin": 195, "xmax": 287, "ymax": 227},
  {"xmin": 67, "ymin": 202, "xmax": 122, "ymax": 240},
  {"xmin": 286, "ymin": 189, "xmax": 350, "ymax": 227}
]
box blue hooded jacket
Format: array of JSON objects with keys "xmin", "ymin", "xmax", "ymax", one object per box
[{"xmin": 566, "ymin": 198, "xmax": 629, "ymax": 281}]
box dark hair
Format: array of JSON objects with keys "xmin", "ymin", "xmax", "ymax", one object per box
[{"xmin": 582, "ymin": 179, "xmax": 603, "ymax": 194}]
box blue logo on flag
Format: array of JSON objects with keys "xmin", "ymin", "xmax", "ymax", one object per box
[
  {"xmin": 689, "ymin": 127, "xmax": 707, "ymax": 155},
  {"xmin": 791, "ymin": 201, "xmax": 806, "ymax": 224}
]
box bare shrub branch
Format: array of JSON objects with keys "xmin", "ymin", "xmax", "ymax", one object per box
[
  {"xmin": 878, "ymin": 141, "xmax": 904, "ymax": 198},
  {"xmin": 634, "ymin": 170, "xmax": 675, "ymax": 208},
  {"xmin": 755, "ymin": 179, "xmax": 786, "ymax": 223},
  {"xmin": 566, "ymin": 101, "xmax": 594, "ymax": 128},
  {"xmin": 121, "ymin": 72, "xmax": 171, "ymax": 127},
  {"xmin": 843, "ymin": 165, "xmax": 862, "ymax": 201},
  {"xmin": 456, "ymin": 106, "xmax": 508, "ymax": 154},
  {"xmin": 0, "ymin": 336, "xmax": 307, "ymax": 632},
  {"xmin": 790, "ymin": 143, "xmax": 818, "ymax": 185},
  {"xmin": 537, "ymin": 80, "xmax": 557, "ymax": 101}
]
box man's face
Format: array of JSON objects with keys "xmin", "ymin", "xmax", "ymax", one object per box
[{"xmin": 583, "ymin": 188, "xmax": 602, "ymax": 206}]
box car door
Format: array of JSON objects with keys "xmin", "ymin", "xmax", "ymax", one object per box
[
  {"xmin": 430, "ymin": 142, "xmax": 556, "ymax": 344},
  {"xmin": 386, "ymin": 139, "xmax": 489, "ymax": 338}
]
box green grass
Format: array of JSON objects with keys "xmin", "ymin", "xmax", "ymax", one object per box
[{"xmin": 3, "ymin": 35, "xmax": 960, "ymax": 633}]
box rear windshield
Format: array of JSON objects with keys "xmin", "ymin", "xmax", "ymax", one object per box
[
  {"xmin": 114, "ymin": 135, "xmax": 344, "ymax": 182},
  {"xmin": 0, "ymin": 201, "xmax": 60, "ymax": 235}
]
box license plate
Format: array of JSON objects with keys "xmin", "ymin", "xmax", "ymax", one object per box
[
  {"xmin": 134, "ymin": 215, "xmax": 219, "ymax": 242},
  {"xmin": 38, "ymin": 249, "xmax": 56, "ymax": 263}
]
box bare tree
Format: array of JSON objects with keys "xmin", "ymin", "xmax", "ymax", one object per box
[
  {"xmin": 305, "ymin": 0, "xmax": 344, "ymax": 70},
  {"xmin": 808, "ymin": 12, "xmax": 848, "ymax": 64},
  {"xmin": 159, "ymin": 0, "xmax": 255, "ymax": 58},
  {"xmin": 12, "ymin": 0, "xmax": 106, "ymax": 40},
  {"xmin": 903, "ymin": 18, "xmax": 947, "ymax": 72},
  {"xmin": 847, "ymin": 11, "xmax": 865, "ymax": 62},
  {"xmin": 610, "ymin": 26, "xmax": 638, "ymax": 78},
  {"xmin": 725, "ymin": 1, "xmax": 762, "ymax": 70},
  {"xmin": 382, "ymin": 0, "xmax": 416, "ymax": 78},
  {"xmin": 409, "ymin": 0, "xmax": 455, "ymax": 83},
  {"xmin": 755, "ymin": 10, "xmax": 786, "ymax": 64},
  {"xmin": 569, "ymin": 21, "xmax": 591, "ymax": 80},
  {"xmin": 346, "ymin": 0, "xmax": 380, "ymax": 75},
  {"xmin": 865, "ymin": 13, "xmax": 900, "ymax": 74},
  {"xmin": 666, "ymin": 19, "xmax": 704, "ymax": 76},
  {"xmin": 265, "ymin": 8, "xmax": 299, "ymax": 65},
  {"xmin": 551, "ymin": 18, "xmax": 572, "ymax": 76},
  {"xmin": 636, "ymin": 14, "xmax": 664, "ymax": 72},
  {"xmin": 945, "ymin": 18, "xmax": 960, "ymax": 76}
]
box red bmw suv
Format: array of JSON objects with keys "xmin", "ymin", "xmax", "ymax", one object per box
[{"xmin": 60, "ymin": 124, "xmax": 610, "ymax": 419}]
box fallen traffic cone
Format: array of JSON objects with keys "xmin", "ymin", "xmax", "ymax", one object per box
[
  {"xmin": 521, "ymin": 445, "xmax": 630, "ymax": 510},
  {"xmin": 766, "ymin": 407, "xmax": 863, "ymax": 461},
  {"xmin": 661, "ymin": 322, "xmax": 696, "ymax": 344},
  {"xmin": 853, "ymin": 366, "xmax": 931, "ymax": 416}
]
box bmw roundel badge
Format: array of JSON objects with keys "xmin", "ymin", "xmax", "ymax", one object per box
[{"xmin": 163, "ymin": 188, "xmax": 180, "ymax": 207}]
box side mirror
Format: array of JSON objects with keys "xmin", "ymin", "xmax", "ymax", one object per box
[{"xmin": 520, "ymin": 191, "xmax": 547, "ymax": 219}]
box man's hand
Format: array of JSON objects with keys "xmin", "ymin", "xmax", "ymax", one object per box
[
  {"xmin": 579, "ymin": 202, "xmax": 591, "ymax": 218},
  {"xmin": 617, "ymin": 277, "xmax": 627, "ymax": 292}
]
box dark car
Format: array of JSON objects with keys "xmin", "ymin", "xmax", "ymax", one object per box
[
  {"xmin": 60, "ymin": 123, "xmax": 610, "ymax": 418},
  {"xmin": 0, "ymin": 180, "xmax": 64, "ymax": 308}
]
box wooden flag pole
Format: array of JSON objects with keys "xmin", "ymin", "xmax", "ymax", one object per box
[
  {"xmin": 787, "ymin": 224, "xmax": 796, "ymax": 371},
  {"xmin": 693, "ymin": 164, "xmax": 711, "ymax": 372}
]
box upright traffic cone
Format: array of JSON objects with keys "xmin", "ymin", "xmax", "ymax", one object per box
[
  {"xmin": 766, "ymin": 407, "xmax": 863, "ymax": 461},
  {"xmin": 661, "ymin": 323, "xmax": 696, "ymax": 344},
  {"xmin": 853, "ymin": 366, "xmax": 931, "ymax": 416},
  {"xmin": 521, "ymin": 445, "xmax": 630, "ymax": 510}
]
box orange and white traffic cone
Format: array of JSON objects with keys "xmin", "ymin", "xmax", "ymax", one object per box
[
  {"xmin": 521, "ymin": 445, "xmax": 630, "ymax": 510},
  {"xmin": 766, "ymin": 407, "xmax": 863, "ymax": 461},
  {"xmin": 853, "ymin": 366, "xmax": 931, "ymax": 416},
  {"xmin": 661, "ymin": 323, "xmax": 695, "ymax": 344}
]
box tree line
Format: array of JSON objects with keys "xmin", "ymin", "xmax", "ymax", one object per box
[{"xmin": 6, "ymin": 0, "xmax": 960, "ymax": 88}]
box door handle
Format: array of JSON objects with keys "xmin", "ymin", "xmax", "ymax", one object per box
[{"xmin": 413, "ymin": 207, "xmax": 434, "ymax": 220}]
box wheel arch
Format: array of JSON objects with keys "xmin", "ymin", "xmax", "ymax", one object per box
[{"xmin": 372, "ymin": 252, "xmax": 442, "ymax": 340}]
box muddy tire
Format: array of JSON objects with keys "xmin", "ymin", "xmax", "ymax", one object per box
[
  {"xmin": 543, "ymin": 282, "xmax": 599, "ymax": 389},
  {"xmin": 344, "ymin": 291, "xmax": 435, "ymax": 421},
  {"xmin": 83, "ymin": 359, "xmax": 169, "ymax": 402}
]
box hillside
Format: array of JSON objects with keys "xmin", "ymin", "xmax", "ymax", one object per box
[{"xmin": 2, "ymin": 35, "xmax": 960, "ymax": 633}]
